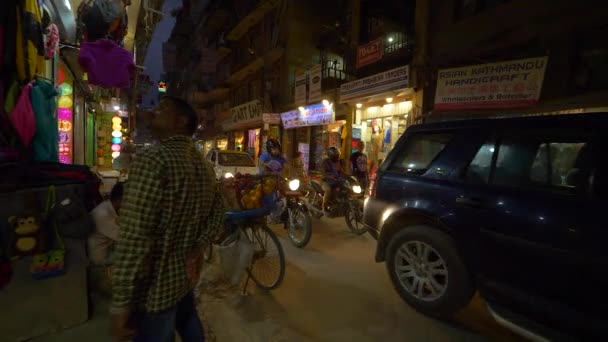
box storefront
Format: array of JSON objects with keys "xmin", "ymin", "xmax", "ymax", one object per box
[
  {"xmin": 281, "ymin": 102, "xmax": 346, "ymax": 172},
  {"xmin": 339, "ymin": 65, "xmax": 413, "ymax": 166},
  {"xmin": 223, "ymin": 100, "xmax": 281, "ymax": 161}
]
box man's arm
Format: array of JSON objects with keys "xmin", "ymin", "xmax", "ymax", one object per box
[{"xmin": 111, "ymin": 152, "xmax": 164, "ymax": 313}]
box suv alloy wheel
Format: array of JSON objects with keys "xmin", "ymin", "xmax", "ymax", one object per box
[{"xmin": 386, "ymin": 225, "xmax": 475, "ymax": 317}]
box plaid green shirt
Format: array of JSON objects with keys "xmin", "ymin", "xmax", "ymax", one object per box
[{"xmin": 112, "ymin": 136, "xmax": 224, "ymax": 313}]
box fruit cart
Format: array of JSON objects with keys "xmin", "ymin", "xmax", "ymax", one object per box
[{"xmin": 215, "ymin": 174, "xmax": 286, "ymax": 291}]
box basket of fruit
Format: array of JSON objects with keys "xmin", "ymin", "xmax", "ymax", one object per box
[{"xmin": 221, "ymin": 174, "xmax": 279, "ymax": 223}]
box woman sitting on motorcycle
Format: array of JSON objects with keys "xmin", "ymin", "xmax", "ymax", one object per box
[
  {"xmin": 259, "ymin": 138, "xmax": 287, "ymax": 176},
  {"xmin": 321, "ymin": 147, "xmax": 345, "ymax": 215}
]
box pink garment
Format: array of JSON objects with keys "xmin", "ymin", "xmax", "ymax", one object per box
[
  {"xmin": 45, "ymin": 24, "xmax": 60, "ymax": 59},
  {"xmin": 10, "ymin": 83, "xmax": 36, "ymax": 147},
  {"xmin": 78, "ymin": 39, "xmax": 135, "ymax": 89}
]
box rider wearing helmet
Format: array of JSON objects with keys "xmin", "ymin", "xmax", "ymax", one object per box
[
  {"xmin": 321, "ymin": 146, "xmax": 345, "ymax": 214},
  {"xmin": 259, "ymin": 138, "xmax": 287, "ymax": 175}
]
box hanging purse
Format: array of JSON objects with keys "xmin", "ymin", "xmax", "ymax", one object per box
[{"xmin": 30, "ymin": 186, "xmax": 66, "ymax": 280}]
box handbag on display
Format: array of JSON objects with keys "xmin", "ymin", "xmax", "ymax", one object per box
[
  {"xmin": 30, "ymin": 186, "xmax": 66, "ymax": 279},
  {"xmin": 48, "ymin": 186, "xmax": 94, "ymax": 239}
]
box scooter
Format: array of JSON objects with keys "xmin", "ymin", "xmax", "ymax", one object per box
[{"xmin": 305, "ymin": 176, "xmax": 367, "ymax": 235}]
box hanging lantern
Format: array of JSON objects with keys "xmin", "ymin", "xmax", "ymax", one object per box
[
  {"xmin": 112, "ymin": 116, "xmax": 122, "ymax": 124},
  {"xmin": 112, "ymin": 131, "xmax": 122, "ymax": 138},
  {"xmin": 112, "ymin": 123, "xmax": 122, "ymax": 131},
  {"xmin": 58, "ymin": 108, "xmax": 72, "ymax": 120},
  {"xmin": 111, "ymin": 144, "xmax": 121, "ymax": 152},
  {"xmin": 58, "ymin": 95, "xmax": 73, "ymax": 109},
  {"xmin": 111, "ymin": 152, "xmax": 120, "ymax": 158},
  {"xmin": 112, "ymin": 137, "xmax": 122, "ymax": 144},
  {"xmin": 61, "ymin": 83, "xmax": 73, "ymax": 96}
]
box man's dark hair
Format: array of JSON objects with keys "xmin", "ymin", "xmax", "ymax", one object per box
[
  {"xmin": 163, "ymin": 96, "xmax": 199, "ymax": 135},
  {"xmin": 110, "ymin": 182, "xmax": 125, "ymax": 202}
]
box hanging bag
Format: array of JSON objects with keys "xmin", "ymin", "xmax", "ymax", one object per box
[{"xmin": 30, "ymin": 186, "xmax": 66, "ymax": 279}]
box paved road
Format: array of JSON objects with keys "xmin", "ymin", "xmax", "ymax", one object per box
[{"xmin": 199, "ymin": 217, "xmax": 518, "ymax": 342}]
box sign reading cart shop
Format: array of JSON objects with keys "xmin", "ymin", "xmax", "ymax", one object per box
[
  {"xmin": 434, "ymin": 56, "xmax": 548, "ymax": 110},
  {"xmin": 281, "ymin": 103, "xmax": 335, "ymax": 129},
  {"xmin": 339, "ymin": 65, "xmax": 409, "ymax": 103},
  {"xmin": 229, "ymin": 100, "xmax": 262, "ymax": 128}
]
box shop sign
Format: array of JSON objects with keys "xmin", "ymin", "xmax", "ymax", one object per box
[
  {"xmin": 339, "ymin": 65, "xmax": 409, "ymax": 103},
  {"xmin": 294, "ymin": 69, "xmax": 307, "ymax": 106},
  {"xmin": 281, "ymin": 103, "xmax": 335, "ymax": 129},
  {"xmin": 434, "ymin": 56, "xmax": 548, "ymax": 110},
  {"xmin": 309, "ymin": 64, "xmax": 322, "ymax": 102},
  {"xmin": 356, "ymin": 38, "xmax": 383, "ymax": 69},
  {"xmin": 229, "ymin": 100, "xmax": 262, "ymax": 128},
  {"xmin": 262, "ymin": 113, "xmax": 281, "ymax": 125}
]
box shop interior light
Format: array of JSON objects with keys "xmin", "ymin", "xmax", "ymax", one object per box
[
  {"xmin": 356, "ymin": 103, "xmax": 362, "ymax": 108},
  {"xmin": 113, "ymin": 105, "xmax": 120, "ymax": 111},
  {"xmin": 386, "ymin": 97, "xmax": 393, "ymax": 103},
  {"xmin": 298, "ymin": 106, "xmax": 305, "ymax": 112},
  {"xmin": 322, "ymin": 99, "xmax": 330, "ymax": 106},
  {"xmin": 388, "ymin": 37, "xmax": 394, "ymax": 43}
]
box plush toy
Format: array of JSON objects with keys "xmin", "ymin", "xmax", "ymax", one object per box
[
  {"xmin": 30, "ymin": 249, "xmax": 65, "ymax": 280},
  {"xmin": 8, "ymin": 215, "xmax": 48, "ymax": 257}
]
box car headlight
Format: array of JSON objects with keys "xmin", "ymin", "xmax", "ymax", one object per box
[
  {"xmin": 352, "ymin": 185, "xmax": 362, "ymax": 194},
  {"xmin": 224, "ymin": 172, "xmax": 234, "ymax": 179},
  {"xmin": 288, "ymin": 179, "xmax": 300, "ymax": 191}
]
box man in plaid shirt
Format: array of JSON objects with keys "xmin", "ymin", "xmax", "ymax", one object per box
[{"xmin": 111, "ymin": 97, "xmax": 224, "ymax": 341}]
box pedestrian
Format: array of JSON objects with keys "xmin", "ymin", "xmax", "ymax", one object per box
[
  {"xmin": 292, "ymin": 151, "xmax": 306, "ymax": 179},
  {"xmin": 110, "ymin": 96, "xmax": 225, "ymax": 342},
  {"xmin": 350, "ymin": 140, "xmax": 369, "ymax": 192}
]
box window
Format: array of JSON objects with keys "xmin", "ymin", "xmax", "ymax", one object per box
[
  {"xmin": 466, "ymin": 141, "xmax": 495, "ymax": 183},
  {"xmin": 456, "ymin": 0, "xmax": 511, "ymax": 20},
  {"xmin": 391, "ymin": 133, "xmax": 454, "ymax": 174},
  {"xmin": 493, "ymin": 137, "xmax": 591, "ymax": 192}
]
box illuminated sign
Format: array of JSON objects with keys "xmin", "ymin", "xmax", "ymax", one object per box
[{"xmin": 158, "ymin": 81, "xmax": 167, "ymax": 93}]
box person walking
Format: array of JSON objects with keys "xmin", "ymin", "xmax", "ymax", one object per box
[{"xmin": 110, "ymin": 96, "xmax": 225, "ymax": 342}]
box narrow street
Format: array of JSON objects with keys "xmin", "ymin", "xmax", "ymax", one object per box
[
  {"xmin": 34, "ymin": 217, "xmax": 517, "ymax": 342},
  {"xmin": 198, "ymin": 218, "xmax": 517, "ymax": 342}
]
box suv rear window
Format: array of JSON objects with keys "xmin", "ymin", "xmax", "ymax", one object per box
[{"xmin": 390, "ymin": 133, "xmax": 454, "ymax": 174}]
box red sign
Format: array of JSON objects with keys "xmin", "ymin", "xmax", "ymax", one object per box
[{"xmin": 356, "ymin": 38, "xmax": 383, "ymax": 69}]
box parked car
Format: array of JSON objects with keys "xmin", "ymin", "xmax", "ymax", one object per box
[
  {"xmin": 206, "ymin": 149, "xmax": 258, "ymax": 179},
  {"xmin": 364, "ymin": 113, "xmax": 608, "ymax": 340}
]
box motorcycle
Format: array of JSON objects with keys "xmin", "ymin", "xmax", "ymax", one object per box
[
  {"xmin": 305, "ymin": 176, "xmax": 367, "ymax": 235},
  {"xmin": 269, "ymin": 178, "xmax": 313, "ymax": 248}
]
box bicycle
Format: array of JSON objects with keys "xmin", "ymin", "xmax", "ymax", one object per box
[{"xmin": 205, "ymin": 217, "xmax": 286, "ymax": 291}]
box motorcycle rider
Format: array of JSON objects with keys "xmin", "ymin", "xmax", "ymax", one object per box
[
  {"xmin": 259, "ymin": 138, "xmax": 287, "ymax": 176},
  {"xmin": 321, "ymin": 147, "xmax": 345, "ymax": 215}
]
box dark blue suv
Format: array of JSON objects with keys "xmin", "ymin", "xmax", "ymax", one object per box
[{"xmin": 364, "ymin": 114, "xmax": 608, "ymax": 340}]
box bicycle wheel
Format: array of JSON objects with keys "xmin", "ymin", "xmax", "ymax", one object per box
[{"xmin": 243, "ymin": 223, "xmax": 286, "ymax": 290}]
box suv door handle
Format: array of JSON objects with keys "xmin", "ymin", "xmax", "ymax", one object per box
[{"xmin": 455, "ymin": 196, "xmax": 493, "ymax": 209}]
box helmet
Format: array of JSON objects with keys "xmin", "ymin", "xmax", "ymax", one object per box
[
  {"xmin": 266, "ymin": 138, "xmax": 281, "ymax": 154},
  {"xmin": 327, "ymin": 147, "xmax": 340, "ymax": 161}
]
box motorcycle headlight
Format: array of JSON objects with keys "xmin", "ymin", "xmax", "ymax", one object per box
[
  {"xmin": 288, "ymin": 179, "xmax": 300, "ymax": 191},
  {"xmin": 224, "ymin": 172, "xmax": 235, "ymax": 179},
  {"xmin": 352, "ymin": 185, "xmax": 362, "ymax": 194}
]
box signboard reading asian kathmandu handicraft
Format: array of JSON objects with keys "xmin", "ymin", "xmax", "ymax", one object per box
[
  {"xmin": 281, "ymin": 103, "xmax": 335, "ymax": 129},
  {"xmin": 434, "ymin": 56, "xmax": 548, "ymax": 110}
]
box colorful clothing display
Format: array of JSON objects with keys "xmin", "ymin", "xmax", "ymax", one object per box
[
  {"xmin": 10, "ymin": 83, "xmax": 36, "ymax": 147},
  {"xmin": 31, "ymin": 80, "xmax": 59, "ymax": 161},
  {"xmin": 78, "ymin": 39, "xmax": 135, "ymax": 89},
  {"xmin": 15, "ymin": 0, "xmax": 45, "ymax": 82}
]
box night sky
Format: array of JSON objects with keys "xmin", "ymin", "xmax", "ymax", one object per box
[{"xmin": 142, "ymin": 0, "xmax": 183, "ymax": 108}]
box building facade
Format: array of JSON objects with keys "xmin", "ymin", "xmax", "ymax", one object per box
[{"xmin": 417, "ymin": 0, "xmax": 608, "ymax": 121}]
